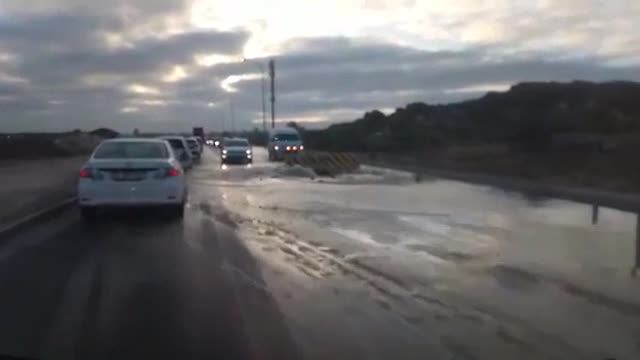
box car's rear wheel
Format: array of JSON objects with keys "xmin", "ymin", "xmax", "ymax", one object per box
[
  {"xmin": 170, "ymin": 204, "xmax": 184, "ymax": 219},
  {"xmin": 80, "ymin": 207, "xmax": 97, "ymax": 222}
]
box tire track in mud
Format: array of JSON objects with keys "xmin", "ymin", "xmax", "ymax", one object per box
[
  {"xmin": 233, "ymin": 216, "xmax": 588, "ymax": 359},
  {"xmin": 197, "ymin": 200, "xmax": 589, "ymax": 359},
  {"xmin": 240, "ymin": 218, "xmax": 452, "ymax": 320}
]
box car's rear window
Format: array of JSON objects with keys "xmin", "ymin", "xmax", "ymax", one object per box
[
  {"xmin": 272, "ymin": 134, "xmax": 299, "ymax": 141},
  {"xmin": 94, "ymin": 142, "xmax": 169, "ymax": 159},
  {"xmin": 166, "ymin": 139, "xmax": 185, "ymax": 149},
  {"xmin": 224, "ymin": 140, "xmax": 249, "ymax": 147}
]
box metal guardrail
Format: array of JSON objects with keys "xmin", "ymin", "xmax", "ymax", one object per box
[
  {"xmin": 358, "ymin": 156, "xmax": 640, "ymax": 277},
  {"xmin": 284, "ymin": 151, "xmax": 640, "ymax": 276},
  {"xmin": 420, "ymin": 168, "xmax": 640, "ymax": 276}
]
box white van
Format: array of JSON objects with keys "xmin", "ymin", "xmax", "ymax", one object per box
[{"xmin": 267, "ymin": 127, "xmax": 304, "ymax": 161}]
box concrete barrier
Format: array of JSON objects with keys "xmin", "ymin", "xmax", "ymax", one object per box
[{"xmin": 285, "ymin": 151, "xmax": 359, "ymax": 176}]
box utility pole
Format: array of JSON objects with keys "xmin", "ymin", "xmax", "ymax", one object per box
[
  {"xmin": 221, "ymin": 103, "xmax": 226, "ymax": 134},
  {"xmin": 260, "ymin": 69, "xmax": 267, "ymax": 132},
  {"xmin": 229, "ymin": 97, "xmax": 236, "ymax": 134},
  {"xmin": 634, "ymin": 214, "xmax": 640, "ymax": 277},
  {"xmin": 269, "ymin": 59, "xmax": 276, "ymax": 129},
  {"xmin": 242, "ymin": 58, "xmax": 267, "ymax": 133}
]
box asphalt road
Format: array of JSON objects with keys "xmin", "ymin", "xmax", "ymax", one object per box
[
  {"xmin": 0, "ymin": 147, "xmax": 638, "ymax": 360},
  {"xmin": 0, "ymin": 150, "xmax": 300, "ymax": 360}
]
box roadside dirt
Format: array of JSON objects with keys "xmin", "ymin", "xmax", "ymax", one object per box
[{"xmin": 0, "ymin": 156, "xmax": 86, "ymax": 226}]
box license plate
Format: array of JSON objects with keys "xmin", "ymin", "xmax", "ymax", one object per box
[{"xmin": 112, "ymin": 171, "xmax": 145, "ymax": 181}]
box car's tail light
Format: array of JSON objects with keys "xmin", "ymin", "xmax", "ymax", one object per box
[
  {"xmin": 79, "ymin": 168, "xmax": 93, "ymax": 178},
  {"xmin": 167, "ymin": 168, "xmax": 181, "ymax": 177},
  {"xmin": 154, "ymin": 167, "xmax": 181, "ymax": 179}
]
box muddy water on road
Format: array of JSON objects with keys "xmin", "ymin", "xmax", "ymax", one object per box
[{"xmin": 196, "ymin": 149, "xmax": 640, "ymax": 359}]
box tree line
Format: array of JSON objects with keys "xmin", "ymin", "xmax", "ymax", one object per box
[{"xmin": 296, "ymin": 81, "xmax": 640, "ymax": 152}]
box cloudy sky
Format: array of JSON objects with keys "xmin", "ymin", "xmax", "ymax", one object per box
[{"xmin": 0, "ymin": 0, "xmax": 638, "ymax": 132}]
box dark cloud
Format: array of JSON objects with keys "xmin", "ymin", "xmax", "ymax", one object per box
[
  {"xmin": 0, "ymin": 10, "xmax": 248, "ymax": 84},
  {"xmin": 276, "ymin": 58, "xmax": 640, "ymax": 96},
  {"xmin": 0, "ymin": 0, "xmax": 185, "ymax": 17},
  {"xmin": 0, "ymin": 12, "xmax": 121, "ymax": 50},
  {"xmin": 1, "ymin": 8, "xmax": 639, "ymax": 132},
  {"xmin": 225, "ymin": 38, "xmax": 640, "ymax": 126},
  {"xmin": 16, "ymin": 29, "xmax": 248, "ymax": 86},
  {"xmin": 272, "ymin": 38, "xmax": 640, "ymax": 95},
  {"xmin": 278, "ymin": 37, "xmax": 467, "ymax": 69},
  {"xmin": 0, "ymin": 8, "xmax": 250, "ymax": 131}
]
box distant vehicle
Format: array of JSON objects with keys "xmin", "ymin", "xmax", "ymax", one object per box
[
  {"xmin": 186, "ymin": 137, "xmax": 202, "ymax": 159},
  {"xmin": 193, "ymin": 127, "xmax": 205, "ymax": 140},
  {"xmin": 213, "ymin": 138, "xmax": 222, "ymax": 148},
  {"xmin": 268, "ymin": 127, "xmax": 304, "ymax": 161},
  {"xmin": 221, "ymin": 137, "xmax": 252, "ymax": 164},
  {"xmin": 159, "ymin": 136, "xmax": 193, "ymax": 170},
  {"xmin": 77, "ymin": 138, "xmax": 187, "ymax": 221}
]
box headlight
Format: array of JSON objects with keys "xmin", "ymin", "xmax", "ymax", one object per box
[
  {"xmin": 274, "ymin": 145, "xmax": 279, "ymax": 150},
  {"xmin": 286, "ymin": 146, "xmax": 291, "ymax": 151},
  {"xmin": 246, "ymin": 149, "xmax": 252, "ymax": 154},
  {"xmin": 214, "ymin": 141, "xmax": 220, "ymax": 146},
  {"xmin": 222, "ymin": 149, "xmax": 227, "ymax": 154},
  {"xmin": 300, "ymin": 145, "xmax": 304, "ymax": 150}
]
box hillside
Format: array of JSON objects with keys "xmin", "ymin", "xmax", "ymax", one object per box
[
  {"xmin": 303, "ymin": 81, "xmax": 640, "ymax": 152},
  {"xmin": 301, "ymin": 81, "xmax": 640, "ymax": 193},
  {"xmin": 0, "ymin": 128, "xmax": 120, "ymax": 159}
]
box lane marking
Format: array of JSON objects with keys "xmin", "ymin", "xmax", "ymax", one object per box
[{"xmin": 0, "ymin": 197, "xmax": 77, "ymax": 237}]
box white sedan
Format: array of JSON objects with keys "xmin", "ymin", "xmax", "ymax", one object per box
[{"xmin": 78, "ymin": 138, "xmax": 187, "ymax": 221}]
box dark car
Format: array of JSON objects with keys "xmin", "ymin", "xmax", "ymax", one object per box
[
  {"xmin": 186, "ymin": 137, "xmax": 201, "ymax": 160},
  {"xmin": 221, "ymin": 138, "xmax": 252, "ymax": 164}
]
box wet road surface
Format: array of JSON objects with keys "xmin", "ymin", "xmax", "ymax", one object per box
[
  {"xmin": 0, "ymin": 151, "xmax": 299, "ymax": 360},
  {"xmin": 0, "ymin": 147, "xmax": 638, "ymax": 360}
]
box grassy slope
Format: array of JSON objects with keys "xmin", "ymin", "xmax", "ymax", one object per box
[{"xmin": 369, "ymin": 142, "xmax": 640, "ymax": 194}]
